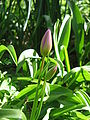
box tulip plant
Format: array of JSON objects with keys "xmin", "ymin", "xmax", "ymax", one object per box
[{"xmin": 30, "ymin": 29, "xmax": 57, "ymax": 120}]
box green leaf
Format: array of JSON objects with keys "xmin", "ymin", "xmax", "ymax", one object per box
[
  {"xmin": 40, "ymin": 90, "xmax": 86, "ymax": 119},
  {"xmin": 16, "ymin": 84, "xmax": 36, "ymax": 99},
  {"xmin": 16, "ymin": 84, "xmax": 41, "ymax": 101},
  {"xmin": 63, "ymin": 65, "xmax": 90, "ymax": 85},
  {"xmin": 18, "ymin": 49, "xmax": 39, "ymax": 63},
  {"xmin": 50, "ymin": 104, "xmax": 84, "ymax": 119},
  {"xmin": 58, "ymin": 14, "xmax": 71, "ymax": 50},
  {"xmin": 46, "ymin": 84, "xmax": 73, "ymax": 102},
  {"xmin": 53, "ymin": 15, "xmax": 71, "ymax": 67},
  {"xmin": 67, "ymin": 1, "xmax": 84, "ymax": 63},
  {"xmin": 76, "ymin": 68, "xmax": 90, "ymax": 82},
  {"xmin": 54, "ymin": 15, "xmax": 71, "ymax": 62},
  {"xmin": 59, "ymin": 45, "xmax": 70, "ymax": 72},
  {"xmin": 0, "ymin": 45, "xmax": 17, "ymax": 65},
  {"xmin": 53, "ymin": 19, "xmax": 61, "ymax": 61},
  {"xmin": 76, "ymin": 90, "xmax": 90, "ymax": 111},
  {"xmin": 75, "ymin": 111, "xmax": 90, "ymax": 120},
  {"xmin": 16, "ymin": 49, "xmax": 39, "ymax": 73},
  {"xmin": 7, "ymin": 45, "xmax": 17, "ymax": 65},
  {"xmin": 0, "ymin": 109, "xmax": 27, "ymax": 120}
]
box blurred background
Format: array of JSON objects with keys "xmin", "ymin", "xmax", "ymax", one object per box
[{"xmin": 0, "ymin": 0, "xmax": 90, "ymax": 66}]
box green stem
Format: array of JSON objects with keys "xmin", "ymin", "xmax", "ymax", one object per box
[
  {"xmin": 30, "ymin": 57, "xmax": 45, "ymax": 120},
  {"xmin": 35, "ymin": 56, "xmax": 49, "ymax": 120},
  {"xmin": 35, "ymin": 80, "xmax": 46, "ymax": 120}
]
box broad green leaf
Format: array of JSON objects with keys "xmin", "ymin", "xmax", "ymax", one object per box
[
  {"xmin": 18, "ymin": 49, "xmax": 39, "ymax": 63},
  {"xmin": 16, "ymin": 84, "xmax": 37, "ymax": 99},
  {"xmin": 67, "ymin": 1, "xmax": 84, "ymax": 63},
  {"xmin": 76, "ymin": 68, "xmax": 90, "ymax": 82},
  {"xmin": 53, "ymin": 15, "xmax": 71, "ymax": 71},
  {"xmin": 16, "ymin": 84, "xmax": 42, "ymax": 101},
  {"xmin": 16, "ymin": 84, "xmax": 72, "ymax": 103},
  {"xmin": 56, "ymin": 15, "xmax": 71, "ymax": 61},
  {"xmin": 58, "ymin": 14, "xmax": 71, "ymax": 49},
  {"xmin": 50, "ymin": 104, "xmax": 84, "ymax": 119},
  {"xmin": 46, "ymin": 84, "xmax": 73, "ymax": 102},
  {"xmin": 40, "ymin": 90, "xmax": 86, "ymax": 119},
  {"xmin": 17, "ymin": 49, "xmax": 39, "ymax": 73},
  {"xmin": 0, "ymin": 45, "xmax": 17, "ymax": 65},
  {"xmin": 0, "ymin": 109, "xmax": 27, "ymax": 120},
  {"xmin": 74, "ymin": 66, "xmax": 90, "ymax": 82}
]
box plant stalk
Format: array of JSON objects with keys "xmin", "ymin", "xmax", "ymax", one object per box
[{"xmin": 30, "ymin": 57, "xmax": 45, "ymax": 120}]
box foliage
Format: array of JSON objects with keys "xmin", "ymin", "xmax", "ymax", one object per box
[{"xmin": 0, "ymin": 0, "xmax": 90, "ymax": 120}]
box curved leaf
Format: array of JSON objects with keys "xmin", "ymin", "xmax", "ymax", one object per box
[
  {"xmin": 0, "ymin": 45, "xmax": 17, "ymax": 65},
  {"xmin": 58, "ymin": 14, "xmax": 71, "ymax": 48},
  {"xmin": 17, "ymin": 49, "xmax": 39, "ymax": 73},
  {"xmin": 67, "ymin": 1, "xmax": 84, "ymax": 64},
  {"xmin": 58, "ymin": 15, "xmax": 71, "ymax": 61}
]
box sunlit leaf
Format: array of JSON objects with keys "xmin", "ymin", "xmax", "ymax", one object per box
[
  {"xmin": 76, "ymin": 90, "xmax": 90, "ymax": 111},
  {"xmin": 16, "ymin": 84, "xmax": 42, "ymax": 101},
  {"xmin": 53, "ymin": 19, "xmax": 61, "ymax": 61},
  {"xmin": 16, "ymin": 49, "xmax": 39, "ymax": 73},
  {"xmin": 0, "ymin": 109, "xmax": 27, "ymax": 120},
  {"xmin": 0, "ymin": 45, "xmax": 17, "ymax": 65},
  {"xmin": 67, "ymin": 1, "xmax": 84, "ymax": 63},
  {"xmin": 58, "ymin": 14, "xmax": 71, "ymax": 50}
]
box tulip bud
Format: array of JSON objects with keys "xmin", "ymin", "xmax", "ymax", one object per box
[
  {"xmin": 40, "ymin": 29, "xmax": 52, "ymax": 57},
  {"xmin": 46, "ymin": 65, "xmax": 57, "ymax": 81}
]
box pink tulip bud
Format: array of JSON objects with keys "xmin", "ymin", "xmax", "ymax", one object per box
[
  {"xmin": 40, "ymin": 29, "xmax": 52, "ymax": 57},
  {"xmin": 46, "ymin": 65, "xmax": 57, "ymax": 81}
]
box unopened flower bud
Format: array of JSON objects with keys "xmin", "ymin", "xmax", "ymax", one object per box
[
  {"xmin": 40, "ymin": 29, "xmax": 52, "ymax": 57},
  {"xmin": 46, "ymin": 65, "xmax": 57, "ymax": 81}
]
